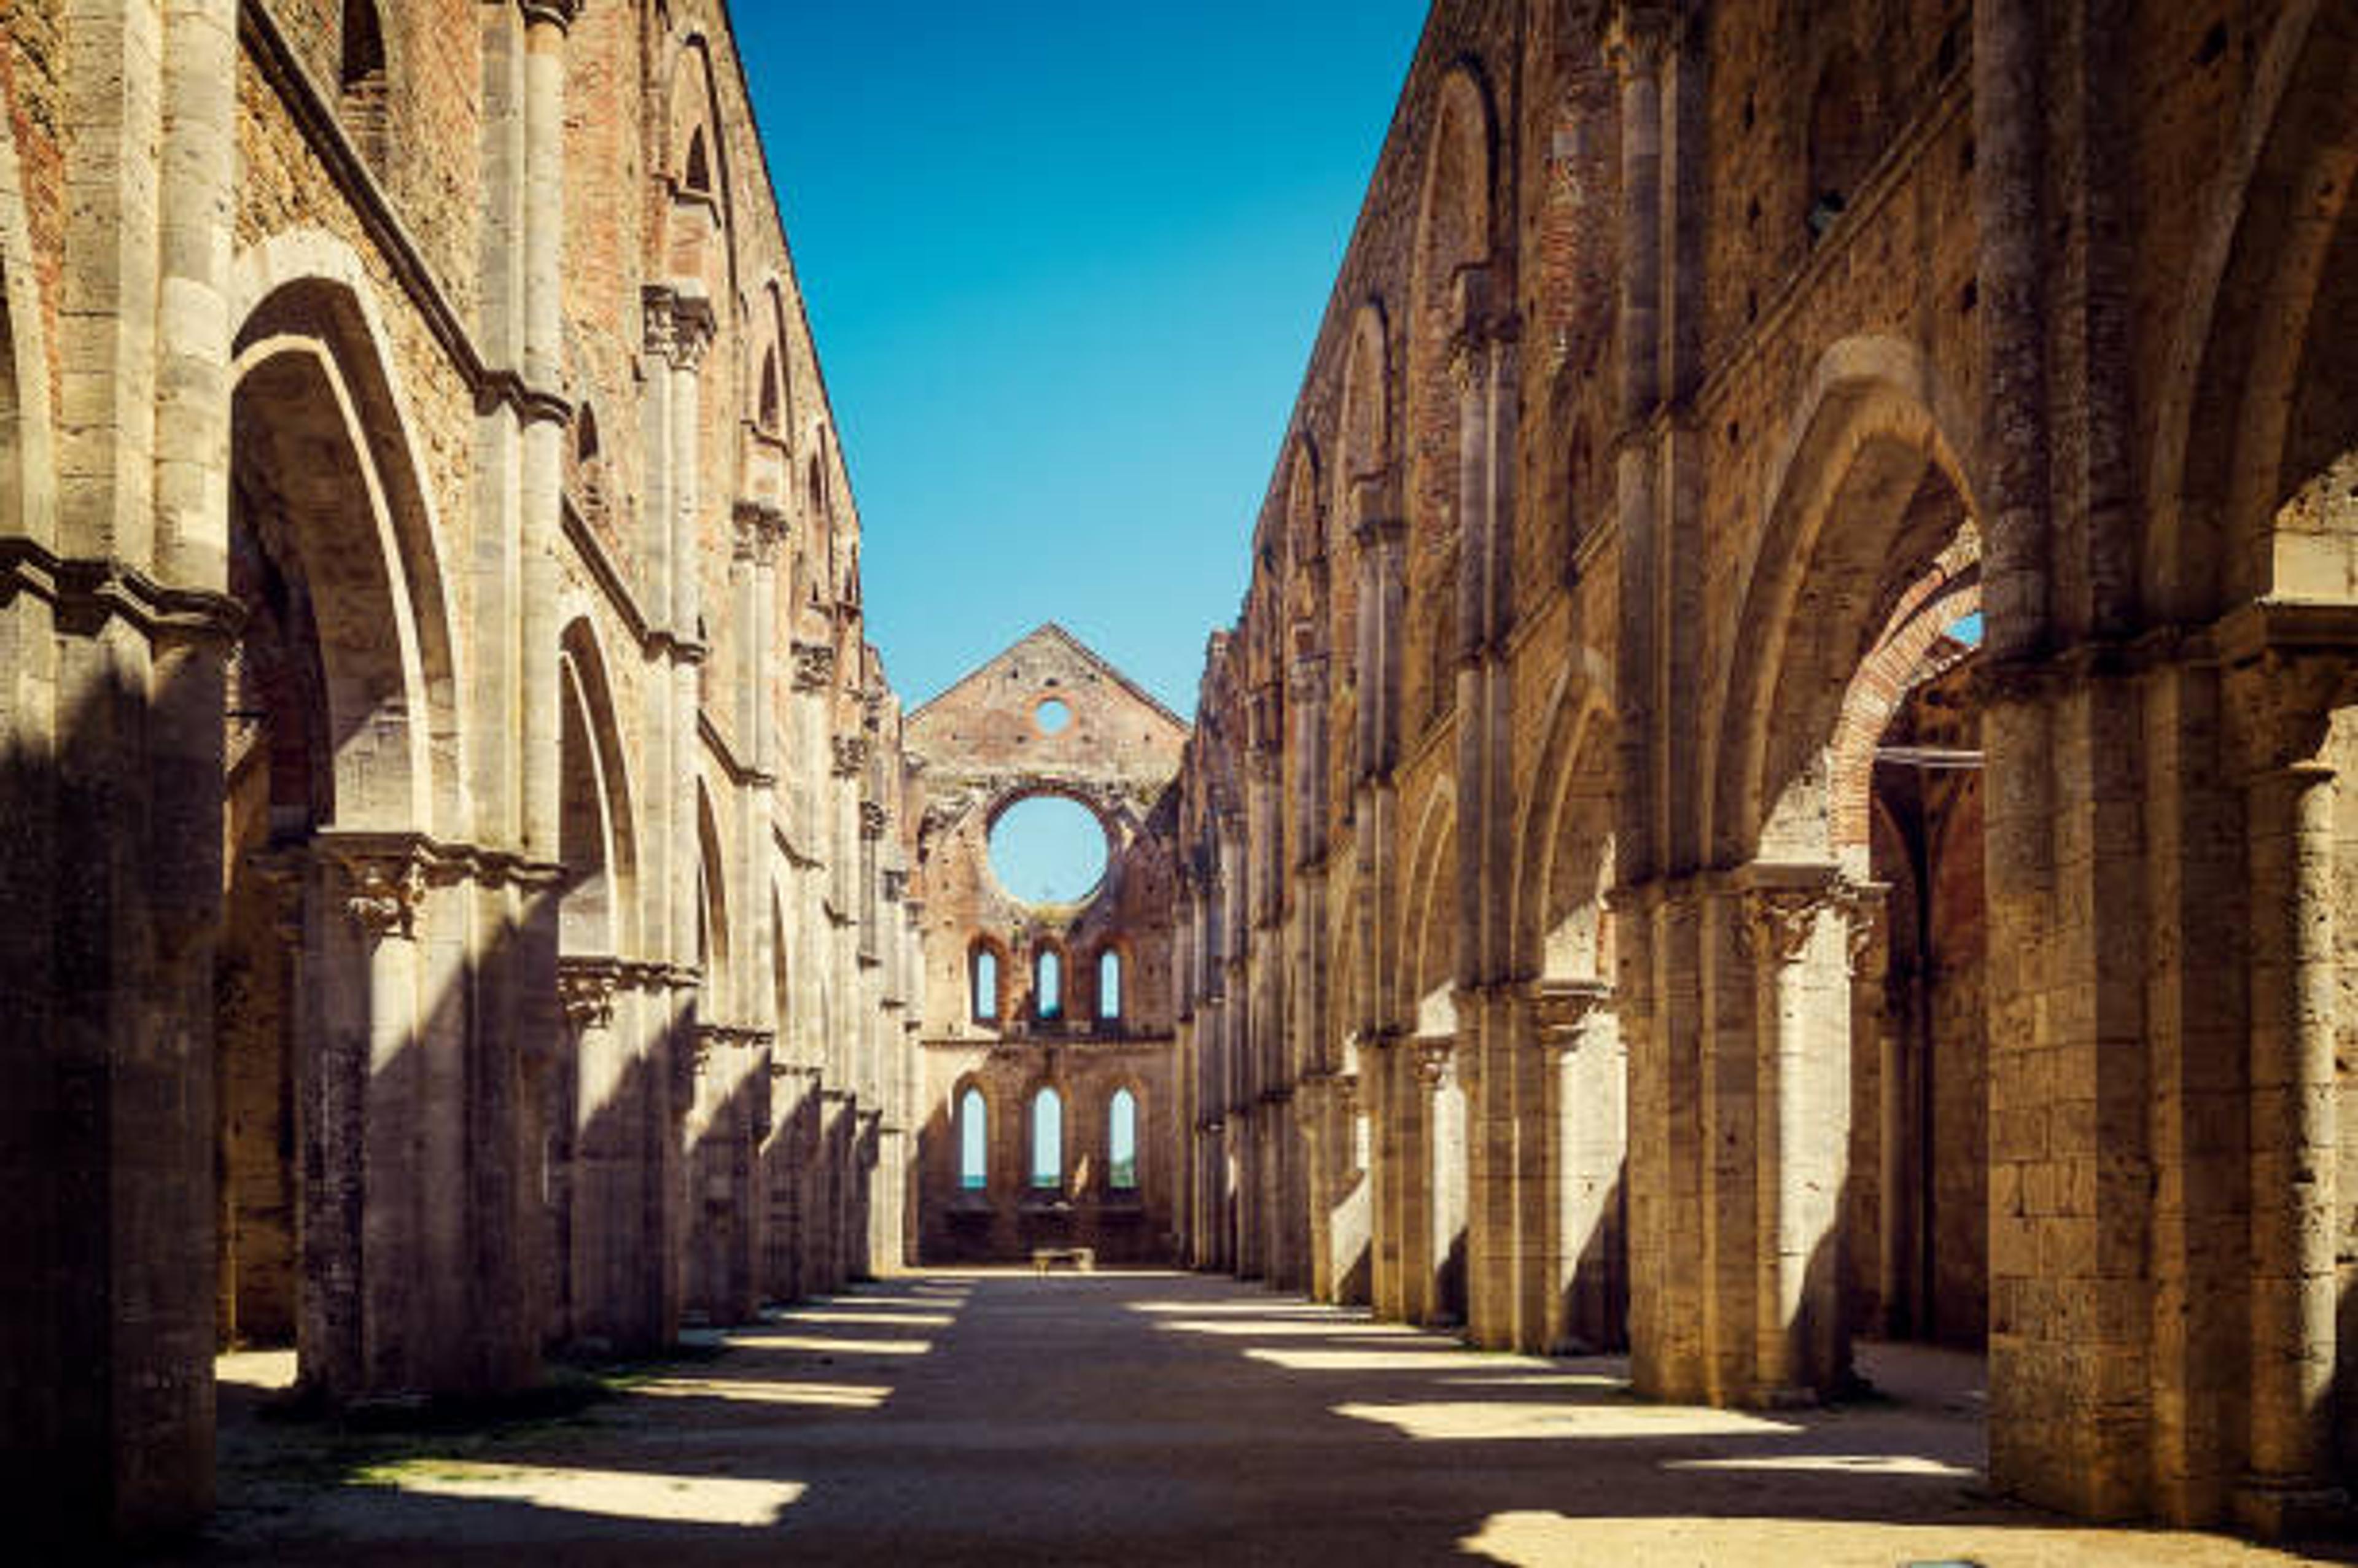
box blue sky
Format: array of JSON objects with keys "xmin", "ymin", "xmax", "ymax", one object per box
[{"xmin": 737, "ymin": 3, "xmax": 1431, "ymax": 719}]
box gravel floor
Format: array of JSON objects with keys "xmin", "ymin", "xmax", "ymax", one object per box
[{"xmin": 139, "ymin": 1270, "xmax": 2346, "ymax": 1566}]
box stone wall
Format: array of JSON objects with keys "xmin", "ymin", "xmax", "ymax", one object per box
[
  {"xmin": 1169, "ymin": 0, "xmax": 2358, "ymax": 1538},
  {"xmin": 903, "ymin": 625, "xmax": 1188, "ymax": 1265},
  {"xmin": 0, "ymin": 0, "xmax": 920, "ymax": 1544}
]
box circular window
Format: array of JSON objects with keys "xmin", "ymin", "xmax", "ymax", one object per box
[
  {"xmin": 988, "ymin": 795, "xmax": 1107, "ymax": 906},
  {"xmin": 1035, "ymin": 697, "xmax": 1072, "ymax": 735}
]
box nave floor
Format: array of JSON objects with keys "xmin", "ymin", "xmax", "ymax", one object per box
[{"xmin": 156, "ymin": 1271, "xmax": 2338, "ymax": 1566}]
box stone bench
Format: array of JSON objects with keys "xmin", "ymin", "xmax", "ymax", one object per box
[{"xmin": 1031, "ymin": 1246, "xmax": 1095, "ymax": 1276}]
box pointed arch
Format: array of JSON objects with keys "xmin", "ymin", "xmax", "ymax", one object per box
[
  {"xmin": 1401, "ymin": 780, "xmax": 1460, "ymax": 1034},
  {"xmin": 1709, "ymin": 336, "xmax": 1983, "ymax": 867},
  {"xmin": 2149, "ymin": 0, "xmax": 2358, "ymax": 618},
  {"xmin": 1508, "ymin": 659, "xmax": 1616, "ymax": 983},
  {"xmin": 559, "ymin": 617, "xmax": 638, "ymax": 958},
  {"xmin": 230, "ymin": 231, "xmax": 467, "ymax": 834}
]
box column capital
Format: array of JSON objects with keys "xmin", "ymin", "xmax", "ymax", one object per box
[
  {"xmin": 832, "ymin": 733, "xmax": 871, "ymax": 777},
  {"xmin": 792, "ymin": 640, "xmax": 838, "ymax": 692},
  {"xmin": 336, "ymin": 853, "xmax": 427, "ymax": 944},
  {"xmin": 1603, "ymin": 3, "xmax": 1679, "ymax": 79},
  {"xmin": 557, "ymin": 957, "xmax": 620, "ymax": 1030},
  {"xmin": 1530, "ymin": 977, "xmax": 1614, "ymax": 1054},
  {"xmin": 644, "ymin": 283, "xmax": 716, "ymax": 372},
  {"xmin": 517, "ymin": 0, "xmax": 583, "ymax": 32},
  {"xmin": 1412, "ymin": 1038, "xmax": 1455, "ymax": 1089},
  {"xmin": 859, "ymin": 800, "xmax": 889, "ymax": 840}
]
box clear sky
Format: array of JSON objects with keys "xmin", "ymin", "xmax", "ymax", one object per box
[{"xmin": 736, "ymin": 2, "xmax": 1432, "ymax": 720}]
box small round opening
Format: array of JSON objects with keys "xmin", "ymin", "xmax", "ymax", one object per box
[
  {"xmin": 1035, "ymin": 697, "xmax": 1072, "ymax": 735},
  {"xmin": 988, "ymin": 794, "xmax": 1107, "ymax": 906}
]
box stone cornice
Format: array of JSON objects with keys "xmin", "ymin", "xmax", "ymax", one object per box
[{"xmin": 0, "ymin": 538, "xmax": 244, "ymax": 646}]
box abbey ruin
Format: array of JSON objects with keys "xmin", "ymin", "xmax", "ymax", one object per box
[{"xmin": 3, "ymin": 0, "xmax": 2356, "ymax": 1556}]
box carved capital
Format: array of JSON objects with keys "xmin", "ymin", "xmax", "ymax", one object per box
[
  {"xmin": 1530, "ymin": 977, "xmax": 1614, "ymax": 1055},
  {"xmin": 1412, "ymin": 1038, "xmax": 1455, "ymax": 1090},
  {"xmin": 832, "ymin": 734, "xmax": 870, "ymax": 777},
  {"xmin": 1604, "ymin": 3, "xmax": 1677, "ymax": 79},
  {"xmin": 643, "ymin": 284, "xmax": 716, "ymax": 372},
  {"xmin": 859, "ymin": 800, "xmax": 889, "ymax": 840},
  {"xmin": 557, "ymin": 958, "xmax": 620, "ymax": 1030},
  {"xmin": 1738, "ymin": 886, "xmax": 1832, "ymax": 968},
  {"xmin": 2230, "ymin": 648, "xmax": 2351, "ymax": 780},
  {"xmin": 792, "ymin": 640, "xmax": 838, "ymax": 692},
  {"xmin": 882, "ymin": 867, "xmax": 909, "ymax": 903},
  {"xmin": 336, "ymin": 853, "xmax": 427, "ymax": 943}
]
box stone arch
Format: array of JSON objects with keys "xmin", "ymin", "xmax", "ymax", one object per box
[
  {"xmin": 558, "ymin": 616, "xmax": 637, "ymax": 958},
  {"xmin": 1509, "ymin": 661, "xmax": 1615, "ymax": 984},
  {"xmin": 0, "ymin": 85, "xmax": 53, "ymax": 547},
  {"xmin": 1404, "ymin": 65, "xmax": 1497, "ymax": 737},
  {"xmin": 1285, "ymin": 432, "xmax": 1326, "ymax": 654},
  {"xmin": 1331, "ymin": 300, "xmax": 1391, "ymax": 806},
  {"xmin": 2149, "ymin": 0, "xmax": 2358, "ymax": 619},
  {"xmin": 1803, "ymin": 43, "xmax": 1872, "ymax": 240},
  {"xmin": 230, "ymin": 233, "xmax": 465, "ymax": 833},
  {"xmin": 696, "ymin": 779, "xmax": 731, "ymax": 1014},
  {"xmin": 1401, "ymin": 780, "xmax": 1460, "ymax": 1033},
  {"xmin": 232, "ymin": 320, "xmax": 451, "ymax": 833},
  {"xmin": 1710, "ymin": 336, "xmax": 1983, "ymax": 868},
  {"xmin": 952, "ymin": 1073, "xmax": 992, "ymax": 1192},
  {"xmin": 661, "ymin": 36, "xmax": 736, "ymax": 289}
]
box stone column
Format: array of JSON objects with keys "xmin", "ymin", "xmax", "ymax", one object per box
[
  {"xmin": 2232, "ymin": 651, "xmax": 2348, "ymax": 1533},
  {"xmin": 1534, "ymin": 980, "xmax": 1625, "ymax": 1352},
  {"xmin": 1738, "ymin": 875, "xmax": 1874, "ymax": 1404}
]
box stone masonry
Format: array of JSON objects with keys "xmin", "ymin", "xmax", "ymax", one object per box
[
  {"xmin": 903, "ymin": 624, "xmax": 1186, "ymax": 1267},
  {"xmin": 1171, "ymin": 0, "xmax": 2358, "ymax": 1539},
  {"xmin": 0, "ymin": 0, "xmax": 918, "ymax": 1545}
]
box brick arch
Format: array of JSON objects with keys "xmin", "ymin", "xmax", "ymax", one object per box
[
  {"xmin": 2149, "ymin": 0, "xmax": 2358, "ymax": 620},
  {"xmin": 1508, "ymin": 658, "xmax": 1615, "ymax": 984},
  {"xmin": 1708, "ymin": 335, "xmax": 1982, "ymax": 869},
  {"xmin": 1824, "ymin": 557, "xmax": 1980, "ymax": 861}
]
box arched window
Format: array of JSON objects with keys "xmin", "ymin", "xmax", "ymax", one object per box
[
  {"xmin": 340, "ymin": 0, "xmax": 389, "ymax": 168},
  {"xmin": 341, "ymin": 0, "xmax": 385, "ymax": 88},
  {"xmin": 575, "ymin": 403, "xmax": 601, "ymax": 464},
  {"xmin": 1036, "ymin": 949, "xmax": 1062, "ymax": 1019},
  {"xmin": 683, "ymin": 126, "xmax": 712, "ymax": 197},
  {"xmin": 1108, "ymin": 1089, "xmax": 1138, "ymax": 1192},
  {"xmin": 1097, "ymin": 949, "xmax": 1123, "ymax": 1022},
  {"xmin": 758, "ymin": 349, "xmax": 782, "ymax": 432},
  {"xmin": 971, "ymin": 946, "xmax": 998, "ymax": 1023},
  {"xmin": 958, "ymin": 1088, "xmax": 988, "ymax": 1192},
  {"xmin": 1030, "ymin": 1087, "xmax": 1062, "ymax": 1190}
]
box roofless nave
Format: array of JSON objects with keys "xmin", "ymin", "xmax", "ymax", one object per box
[{"xmin": 2, "ymin": 0, "xmax": 2354, "ymax": 1555}]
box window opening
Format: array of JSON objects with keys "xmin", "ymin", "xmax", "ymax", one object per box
[
  {"xmin": 1098, "ymin": 949, "xmax": 1123, "ymax": 1021},
  {"xmin": 1036, "ymin": 949, "xmax": 1062, "ymax": 1019},
  {"xmin": 987, "ymin": 794, "xmax": 1107, "ymax": 906},
  {"xmin": 758, "ymin": 350, "xmax": 782, "ymax": 432},
  {"xmin": 683, "ymin": 126, "xmax": 712, "ymax": 196},
  {"xmin": 1035, "ymin": 697, "xmax": 1072, "ymax": 735},
  {"xmin": 971, "ymin": 947, "xmax": 998, "ymax": 1023},
  {"xmin": 1031, "ymin": 1087, "xmax": 1062, "ymax": 1189},
  {"xmin": 959, "ymin": 1088, "xmax": 987, "ymax": 1192},
  {"xmin": 1108, "ymin": 1089, "xmax": 1138, "ymax": 1191}
]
